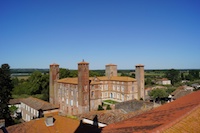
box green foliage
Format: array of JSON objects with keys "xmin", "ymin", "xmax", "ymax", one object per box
[
  {"xmin": 69, "ymin": 70, "xmax": 78, "ymax": 77},
  {"xmin": 9, "ymin": 105, "xmax": 18, "ymax": 115},
  {"xmin": 103, "ymin": 100, "xmax": 118, "ymax": 104},
  {"xmin": 59, "ymin": 68, "xmax": 70, "ymax": 79},
  {"xmin": 166, "ymin": 87, "xmax": 176, "ymax": 94},
  {"xmin": 145, "ymin": 78, "xmax": 154, "ymax": 86},
  {"xmin": 90, "ymin": 70, "xmax": 104, "ymax": 77},
  {"xmin": 120, "ymin": 72, "xmax": 130, "ymax": 76},
  {"xmin": 0, "ymin": 64, "xmax": 14, "ymax": 126},
  {"xmin": 165, "ymin": 69, "xmax": 181, "ymax": 85},
  {"xmin": 12, "ymin": 71, "xmax": 49, "ymax": 101},
  {"xmin": 97, "ymin": 105, "xmax": 104, "ymax": 111},
  {"xmin": 185, "ymin": 70, "xmax": 200, "ymax": 81},
  {"xmin": 106, "ymin": 105, "xmax": 112, "ymax": 110},
  {"xmin": 149, "ymin": 88, "xmax": 168, "ymax": 100}
]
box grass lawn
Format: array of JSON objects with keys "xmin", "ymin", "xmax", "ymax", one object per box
[{"xmin": 103, "ymin": 100, "xmax": 118, "ymax": 104}]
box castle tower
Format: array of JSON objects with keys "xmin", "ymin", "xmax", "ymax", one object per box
[
  {"xmin": 49, "ymin": 63, "xmax": 59, "ymax": 104},
  {"xmin": 78, "ymin": 60, "xmax": 90, "ymax": 114},
  {"xmin": 135, "ymin": 64, "xmax": 145, "ymax": 100},
  {"xmin": 105, "ymin": 64, "xmax": 117, "ymax": 78}
]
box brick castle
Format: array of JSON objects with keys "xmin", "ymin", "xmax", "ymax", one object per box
[{"xmin": 49, "ymin": 60, "xmax": 144, "ymax": 115}]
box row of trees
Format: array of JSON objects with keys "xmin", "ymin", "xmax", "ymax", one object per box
[
  {"xmin": 59, "ymin": 68, "xmax": 104, "ymax": 79},
  {"xmin": 165, "ymin": 69, "xmax": 200, "ymax": 85}
]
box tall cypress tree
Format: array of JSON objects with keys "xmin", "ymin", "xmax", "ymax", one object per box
[{"xmin": 0, "ymin": 64, "xmax": 14, "ymax": 126}]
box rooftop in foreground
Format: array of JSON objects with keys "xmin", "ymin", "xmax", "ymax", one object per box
[
  {"xmin": 102, "ymin": 90, "xmax": 200, "ymax": 133},
  {"xmin": 0, "ymin": 113, "xmax": 80, "ymax": 133}
]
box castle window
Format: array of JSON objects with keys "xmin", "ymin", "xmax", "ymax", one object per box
[
  {"xmin": 117, "ymin": 85, "xmax": 120, "ymax": 91},
  {"xmin": 121, "ymin": 94, "xmax": 124, "ymax": 101},
  {"xmin": 117, "ymin": 93, "xmax": 120, "ymax": 99},
  {"xmin": 110, "ymin": 93, "xmax": 113, "ymax": 98},
  {"xmin": 71, "ymin": 90, "xmax": 73, "ymax": 96},
  {"xmin": 113, "ymin": 85, "xmax": 115, "ymax": 90},
  {"xmin": 66, "ymin": 99, "xmax": 68, "ymax": 104},
  {"xmin": 70, "ymin": 100, "xmax": 73, "ymax": 106},
  {"xmin": 104, "ymin": 92, "xmax": 108, "ymax": 97},
  {"xmin": 91, "ymin": 91, "xmax": 94, "ymax": 97},
  {"xmin": 76, "ymin": 101, "xmax": 78, "ymax": 107},
  {"xmin": 113, "ymin": 93, "xmax": 115, "ymax": 98},
  {"xmin": 121, "ymin": 86, "xmax": 124, "ymax": 92}
]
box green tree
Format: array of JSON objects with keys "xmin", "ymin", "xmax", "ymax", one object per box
[
  {"xmin": 106, "ymin": 105, "xmax": 112, "ymax": 110},
  {"xmin": 186, "ymin": 70, "xmax": 200, "ymax": 81},
  {"xmin": 165, "ymin": 69, "xmax": 180, "ymax": 85},
  {"xmin": 166, "ymin": 87, "xmax": 176, "ymax": 95},
  {"xmin": 0, "ymin": 64, "xmax": 14, "ymax": 126},
  {"xmin": 149, "ymin": 88, "xmax": 168, "ymax": 100},
  {"xmin": 69, "ymin": 70, "xmax": 78, "ymax": 77},
  {"xmin": 9, "ymin": 105, "xmax": 18, "ymax": 116},
  {"xmin": 12, "ymin": 71, "xmax": 49, "ymax": 101},
  {"xmin": 97, "ymin": 105, "xmax": 104, "ymax": 111},
  {"xmin": 59, "ymin": 68, "xmax": 70, "ymax": 79},
  {"xmin": 90, "ymin": 70, "xmax": 101, "ymax": 77}
]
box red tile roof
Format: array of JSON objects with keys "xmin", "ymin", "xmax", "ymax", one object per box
[
  {"xmin": 9, "ymin": 98, "xmax": 23, "ymax": 105},
  {"xmin": 102, "ymin": 90, "xmax": 200, "ymax": 133},
  {"xmin": 0, "ymin": 114, "xmax": 80, "ymax": 133},
  {"xmin": 57, "ymin": 76, "xmax": 136, "ymax": 84},
  {"xmin": 21, "ymin": 97, "xmax": 59, "ymax": 111}
]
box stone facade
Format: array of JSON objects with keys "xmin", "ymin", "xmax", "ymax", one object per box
[{"xmin": 50, "ymin": 61, "xmax": 145, "ymax": 116}]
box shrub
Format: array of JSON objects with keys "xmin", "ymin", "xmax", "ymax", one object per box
[
  {"xmin": 106, "ymin": 105, "xmax": 111, "ymax": 110},
  {"xmin": 98, "ymin": 105, "xmax": 104, "ymax": 111}
]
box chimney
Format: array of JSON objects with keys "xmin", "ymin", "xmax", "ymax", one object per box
[
  {"xmin": 45, "ymin": 116, "xmax": 54, "ymax": 126},
  {"xmin": 0, "ymin": 119, "xmax": 5, "ymax": 128}
]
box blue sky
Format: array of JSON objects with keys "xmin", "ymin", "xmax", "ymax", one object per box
[{"xmin": 0, "ymin": 0, "xmax": 200, "ymax": 69}]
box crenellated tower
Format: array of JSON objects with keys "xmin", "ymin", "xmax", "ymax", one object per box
[
  {"xmin": 49, "ymin": 63, "xmax": 59, "ymax": 104},
  {"xmin": 78, "ymin": 60, "xmax": 90, "ymax": 114}
]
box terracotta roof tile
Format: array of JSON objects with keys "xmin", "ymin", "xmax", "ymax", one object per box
[
  {"xmin": 163, "ymin": 105, "xmax": 200, "ymax": 133},
  {"xmin": 58, "ymin": 76, "xmax": 136, "ymax": 84},
  {"xmin": 98, "ymin": 76, "xmax": 136, "ymax": 82},
  {"xmin": 1, "ymin": 114, "xmax": 80, "ymax": 133},
  {"xmin": 57, "ymin": 77, "xmax": 78, "ymax": 84},
  {"xmin": 102, "ymin": 91, "xmax": 200, "ymax": 133},
  {"xmin": 21, "ymin": 97, "xmax": 59, "ymax": 111},
  {"xmin": 9, "ymin": 98, "xmax": 23, "ymax": 105}
]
